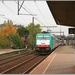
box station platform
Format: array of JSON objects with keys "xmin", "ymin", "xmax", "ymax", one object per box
[
  {"xmin": 0, "ymin": 49, "xmax": 25, "ymax": 54},
  {"xmin": 30, "ymin": 46, "xmax": 75, "ymax": 74},
  {"xmin": 0, "ymin": 49, "xmax": 15, "ymax": 54}
]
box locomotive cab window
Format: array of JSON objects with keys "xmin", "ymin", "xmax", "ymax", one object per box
[{"xmin": 38, "ymin": 36, "xmax": 49, "ymax": 40}]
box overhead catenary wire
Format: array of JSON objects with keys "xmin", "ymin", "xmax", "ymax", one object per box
[
  {"xmin": 2, "ymin": 16, "xmax": 20, "ymax": 25},
  {"xmin": 2, "ymin": 1, "xmax": 53, "ymax": 27},
  {"xmin": 34, "ymin": 17, "xmax": 44, "ymax": 25},
  {"xmin": 15, "ymin": 0, "xmax": 46, "ymax": 26},
  {"xmin": 0, "ymin": 10, "xmax": 19, "ymax": 24},
  {"xmin": 15, "ymin": 1, "xmax": 36, "ymax": 17},
  {"xmin": 34, "ymin": 1, "xmax": 57, "ymax": 31},
  {"xmin": 34, "ymin": 2, "xmax": 50, "ymax": 25},
  {"xmin": 0, "ymin": 13, "xmax": 20, "ymax": 25},
  {"xmin": 2, "ymin": 3, "xmax": 25, "ymax": 25},
  {"xmin": 21, "ymin": 1, "xmax": 51, "ymax": 26},
  {"xmin": 20, "ymin": 1, "xmax": 46, "ymax": 25},
  {"xmin": 18, "ymin": 1, "xmax": 37, "ymax": 16},
  {"xmin": 2, "ymin": 2, "xmax": 29, "ymax": 25}
]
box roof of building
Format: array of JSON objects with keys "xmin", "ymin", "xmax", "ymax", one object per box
[{"xmin": 47, "ymin": 1, "xmax": 75, "ymax": 27}]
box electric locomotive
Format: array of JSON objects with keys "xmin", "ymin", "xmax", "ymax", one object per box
[{"xmin": 35, "ymin": 32, "xmax": 61, "ymax": 54}]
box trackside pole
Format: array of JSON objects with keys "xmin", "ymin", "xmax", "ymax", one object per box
[
  {"xmin": 74, "ymin": 32, "xmax": 75, "ymax": 65},
  {"xmin": 74, "ymin": 34, "xmax": 75, "ymax": 65},
  {"xmin": 74, "ymin": 34, "xmax": 75, "ymax": 49},
  {"xmin": 74, "ymin": 51, "xmax": 75, "ymax": 65},
  {"xmin": 32, "ymin": 17, "xmax": 34, "ymax": 50}
]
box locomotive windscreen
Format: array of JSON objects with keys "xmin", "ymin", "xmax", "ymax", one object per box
[
  {"xmin": 36, "ymin": 36, "xmax": 50, "ymax": 45},
  {"xmin": 38, "ymin": 36, "xmax": 49, "ymax": 40}
]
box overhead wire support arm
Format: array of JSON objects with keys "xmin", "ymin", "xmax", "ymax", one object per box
[
  {"xmin": 17, "ymin": 1, "xmax": 35, "ymax": 16},
  {"xmin": 41, "ymin": 26, "xmax": 57, "ymax": 30},
  {"xmin": 19, "ymin": 14, "xmax": 37, "ymax": 16},
  {"xmin": 18, "ymin": 0, "xmax": 24, "ymax": 15},
  {"xmin": 40, "ymin": 26, "xmax": 57, "ymax": 32},
  {"xmin": 2, "ymin": 0, "xmax": 4, "ymax": 3},
  {"xmin": 41, "ymin": 26, "xmax": 57, "ymax": 28}
]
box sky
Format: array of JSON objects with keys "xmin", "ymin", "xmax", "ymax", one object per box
[{"xmin": 0, "ymin": 0, "xmax": 73, "ymax": 36}]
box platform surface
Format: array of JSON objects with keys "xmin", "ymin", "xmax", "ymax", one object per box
[
  {"xmin": 0, "ymin": 49, "xmax": 25, "ymax": 54},
  {"xmin": 30, "ymin": 46, "xmax": 75, "ymax": 74}
]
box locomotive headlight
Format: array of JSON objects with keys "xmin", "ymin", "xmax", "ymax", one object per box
[
  {"xmin": 46, "ymin": 48, "xmax": 49, "ymax": 50},
  {"xmin": 36, "ymin": 48, "xmax": 39, "ymax": 50}
]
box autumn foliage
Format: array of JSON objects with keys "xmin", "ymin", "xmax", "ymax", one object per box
[
  {"xmin": 1, "ymin": 23, "xmax": 16, "ymax": 36},
  {"xmin": 0, "ymin": 20, "xmax": 17, "ymax": 49},
  {"xmin": 0, "ymin": 20, "xmax": 41, "ymax": 49}
]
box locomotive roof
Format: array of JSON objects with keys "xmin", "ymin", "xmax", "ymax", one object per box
[
  {"xmin": 36, "ymin": 33, "xmax": 59, "ymax": 39},
  {"xmin": 36, "ymin": 33, "xmax": 61, "ymax": 41}
]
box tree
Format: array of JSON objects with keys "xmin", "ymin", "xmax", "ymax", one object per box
[
  {"xmin": 26, "ymin": 23, "xmax": 41, "ymax": 48},
  {"xmin": 1, "ymin": 20, "xmax": 16, "ymax": 36},
  {"xmin": 0, "ymin": 31, "xmax": 10, "ymax": 48},
  {"xmin": 0, "ymin": 20, "xmax": 17, "ymax": 48},
  {"xmin": 17, "ymin": 25, "xmax": 27, "ymax": 37}
]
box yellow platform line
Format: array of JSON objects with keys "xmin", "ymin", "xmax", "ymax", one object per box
[
  {"xmin": 43, "ymin": 54, "xmax": 57, "ymax": 74},
  {"xmin": 30, "ymin": 55, "xmax": 49, "ymax": 74}
]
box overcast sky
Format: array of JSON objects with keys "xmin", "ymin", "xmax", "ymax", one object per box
[{"xmin": 0, "ymin": 1, "xmax": 73, "ymax": 36}]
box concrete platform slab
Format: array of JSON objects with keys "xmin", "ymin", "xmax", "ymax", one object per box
[{"xmin": 30, "ymin": 46, "xmax": 75, "ymax": 74}]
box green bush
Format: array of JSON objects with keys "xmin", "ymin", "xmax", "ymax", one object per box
[
  {"xmin": 8, "ymin": 33, "xmax": 22, "ymax": 49},
  {"xmin": 0, "ymin": 36, "xmax": 10, "ymax": 48}
]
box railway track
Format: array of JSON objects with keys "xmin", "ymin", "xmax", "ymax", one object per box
[
  {"xmin": 0, "ymin": 51, "xmax": 48, "ymax": 74},
  {"xmin": 0, "ymin": 49, "xmax": 27, "ymax": 58},
  {"xmin": 0, "ymin": 50, "xmax": 35, "ymax": 66}
]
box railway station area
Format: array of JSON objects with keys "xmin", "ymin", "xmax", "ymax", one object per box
[
  {"xmin": 1, "ymin": 1, "xmax": 75, "ymax": 74},
  {"xmin": 0, "ymin": 45, "xmax": 75, "ymax": 74}
]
